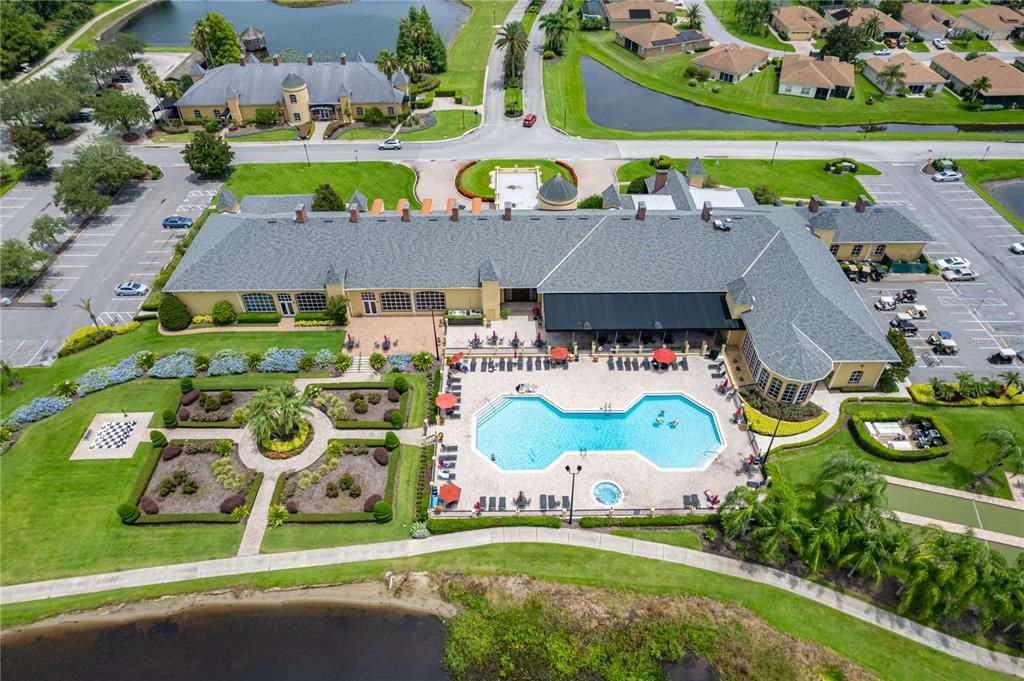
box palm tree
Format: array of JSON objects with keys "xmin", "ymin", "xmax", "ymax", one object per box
[
  {"xmin": 975, "ymin": 429, "xmax": 1024, "ymax": 487},
  {"xmin": 247, "ymin": 384, "xmax": 310, "ymax": 443},
  {"xmin": 858, "ymin": 13, "xmax": 884, "ymax": 42},
  {"xmin": 496, "ymin": 20, "xmax": 529, "ymax": 84},
  {"xmin": 74, "ymin": 298, "xmax": 100, "ymax": 330},
  {"xmin": 802, "ymin": 508, "xmax": 844, "ymax": 574},
  {"xmin": 815, "ymin": 452, "xmax": 886, "ymax": 510},
  {"xmin": 877, "ymin": 62, "xmax": 906, "ymax": 94},
  {"xmin": 955, "ymin": 371, "xmax": 978, "ymax": 398},
  {"xmin": 717, "ymin": 485, "xmax": 761, "ymax": 539},
  {"xmin": 375, "ymin": 49, "xmax": 401, "ymax": 83},
  {"xmin": 0, "ymin": 360, "xmax": 20, "ymax": 389},
  {"xmin": 998, "ymin": 370, "xmax": 1023, "ymax": 396},
  {"xmin": 540, "ymin": 10, "xmax": 575, "ymax": 54},
  {"xmin": 190, "ymin": 20, "xmax": 213, "ymax": 67},
  {"xmin": 968, "ymin": 76, "xmax": 992, "ymax": 102},
  {"xmin": 928, "ymin": 376, "xmax": 945, "ymax": 397},
  {"xmin": 838, "ymin": 518, "xmax": 906, "ymax": 585},
  {"xmin": 684, "ymin": 3, "xmax": 704, "ymax": 31},
  {"xmin": 267, "ymin": 504, "xmax": 289, "ymax": 528},
  {"xmin": 747, "ymin": 487, "xmax": 810, "ymax": 565},
  {"xmin": 404, "ymin": 54, "xmax": 430, "ymax": 84}
]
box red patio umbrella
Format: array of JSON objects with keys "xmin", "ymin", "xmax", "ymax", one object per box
[
  {"xmin": 438, "ymin": 482, "xmax": 462, "ymax": 504},
  {"xmin": 550, "ymin": 346, "xmax": 569, "ymax": 361},
  {"xmin": 447, "ymin": 352, "xmax": 464, "ymax": 366},
  {"xmin": 435, "ymin": 393, "xmax": 458, "ymax": 409},
  {"xmin": 652, "ymin": 348, "xmax": 676, "ymax": 364}
]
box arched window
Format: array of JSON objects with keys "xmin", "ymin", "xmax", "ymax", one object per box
[
  {"xmin": 296, "ymin": 292, "xmax": 327, "ymax": 312},
  {"xmin": 414, "ymin": 290, "xmax": 446, "ymax": 311},
  {"xmin": 379, "ymin": 291, "xmax": 412, "ymax": 312},
  {"xmin": 242, "ymin": 293, "xmax": 275, "ymax": 312}
]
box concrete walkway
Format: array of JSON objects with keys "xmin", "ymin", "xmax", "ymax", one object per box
[
  {"xmin": 2, "ymin": 527, "xmax": 1021, "ymax": 677},
  {"xmin": 237, "ymin": 472, "xmax": 280, "ymax": 556}
]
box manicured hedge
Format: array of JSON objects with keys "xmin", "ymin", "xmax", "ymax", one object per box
[
  {"xmin": 316, "ymin": 380, "xmax": 411, "ymax": 430},
  {"xmin": 426, "ymin": 516, "xmax": 562, "ymax": 534},
  {"xmin": 908, "ymin": 383, "xmax": 1024, "ymax": 407},
  {"xmin": 158, "ymin": 293, "xmax": 191, "ymax": 331},
  {"xmin": 743, "ymin": 403, "xmax": 828, "ymax": 437},
  {"xmin": 848, "ymin": 411, "xmax": 954, "ymax": 462},
  {"xmin": 294, "ymin": 312, "xmax": 334, "ymax": 323},
  {"xmin": 237, "ymin": 312, "xmax": 282, "ymax": 325},
  {"xmin": 445, "ymin": 315, "xmax": 484, "ymax": 326},
  {"xmin": 416, "ymin": 446, "xmax": 433, "ymax": 522},
  {"xmin": 435, "ymin": 88, "xmax": 456, "ymax": 97},
  {"xmin": 579, "ymin": 514, "xmax": 718, "ymax": 528}
]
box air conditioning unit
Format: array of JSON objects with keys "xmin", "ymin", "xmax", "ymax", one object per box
[{"xmin": 713, "ymin": 218, "xmax": 732, "ymax": 231}]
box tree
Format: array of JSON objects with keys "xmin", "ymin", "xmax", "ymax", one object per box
[
  {"xmin": 820, "ymin": 23, "xmax": 863, "ymax": 63},
  {"xmin": 540, "ymin": 10, "xmax": 575, "ymax": 54},
  {"xmin": 158, "ymin": 293, "xmax": 192, "ymax": 331},
  {"xmin": 0, "ymin": 360, "xmax": 21, "ymax": 389},
  {"xmin": 684, "ymin": 3, "xmax": 704, "ymax": 30},
  {"xmin": 27, "ymin": 215, "xmax": 67, "ymax": 250},
  {"xmin": 74, "ymin": 298, "xmax": 101, "ymax": 330},
  {"xmin": 998, "ymin": 371, "xmax": 1024, "ymax": 396},
  {"xmin": 402, "ymin": 54, "xmax": 431, "ymax": 85},
  {"xmin": 136, "ymin": 62, "xmax": 168, "ymax": 106},
  {"xmin": 752, "ymin": 184, "xmax": 778, "ymax": 205},
  {"xmin": 9, "ymin": 125, "xmax": 52, "ymax": 176},
  {"xmin": 878, "ymin": 0, "xmax": 902, "ymax": 19},
  {"xmin": 311, "ymin": 183, "xmax": 343, "ymax": 211},
  {"xmin": 183, "ymin": 131, "xmax": 234, "ymax": 177},
  {"xmin": 955, "ymin": 371, "xmax": 979, "ymax": 398},
  {"xmin": 110, "ymin": 32, "xmax": 146, "ymax": 63},
  {"xmin": 975, "ymin": 429, "xmax": 1024, "ymax": 488},
  {"xmin": 734, "ymin": 0, "xmax": 773, "ymax": 36},
  {"xmin": 0, "ymin": 3, "xmax": 47, "ymax": 79},
  {"xmin": 396, "ymin": 6, "xmax": 446, "ymax": 73},
  {"xmin": 375, "ymin": 49, "xmax": 401, "ymax": 82},
  {"xmin": 191, "ymin": 12, "xmax": 240, "ymax": 67},
  {"xmin": 0, "ymin": 239, "xmax": 47, "ymax": 287},
  {"xmin": 858, "ymin": 13, "xmax": 884, "ymax": 42},
  {"xmin": 877, "ymin": 62, "xmax": 906, "ymax": 94},
  {"xmin": 967, "ymin": 76, "xmax": 992, "ymax": 103},
  {"xmin": 496, "ymin": 21, "xmax": 529, "ymax": 84},
  {"xmin": 93, "ymin": 90, "xmax": 151, "ymax": 136},
  {"xmin": 884, "ymin": 328, "xmax": 915, "ymax": 382},
  {"xmin": 0, "ymin": 76, "xmax": 79, "ymax": 134},
  {"xmin": 325, "ymin": 295, "xmax": 349, "ymax": 325},
  {"xmin": 247, "ymin": 384, "xmax": 310, "ymax": 443},
  {"xmin": 76, "ymin": 46, "xmax": 121, "ymax": 89},
  {"xmin": 53, "ymin": 138, "xmax": 145, "ymax": 217}
]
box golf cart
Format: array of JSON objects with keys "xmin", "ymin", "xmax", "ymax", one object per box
[
  {"xmin": 858, "ymin": 263, "xmax": 872, "ymax": 283},
  {"xmin": 869, "ymin": 262, "xmax": 885, "ymax": 281},
  {"xmin": 891, "ymin": 319, "xmax": 918, "ymax": 336},
  {"xmin": 905, "ymin": 304, "xmax": 928, "ymax": 320},
  {"xmin": 988, "ymin": 348, "xmax": 1018, "ymax": 365},
  {"xmin": 927, "ymin": 330, "xmax": 953, "ymax": 345},
  {"xmin": 933, "ymin": 339, "xmax": 959, "ymax": 356},
  {"xmin": 875, "ymin": 296, "xmax": 897, "ymax": 311},
  {"xmin": 895, "ymin": 289, "xmax": 917, "ymax": 303}
]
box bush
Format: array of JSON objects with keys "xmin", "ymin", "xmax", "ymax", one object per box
[
  {"xmin": 543, "ymin": 50, "xmax": 555, "ymax": 59},
  {"xmin": 150, "ymin": 349, "xmax": 197, "ymax": 379},
  {"xmin": 334, "ymin": 353, "xmax": 354, "ymax": 373},
  {"xmin": 219, "ymin": 493, "xmax": 246, "ymax": 514},
  {"xmin": 208, "ymin": 349, "xmax": 248, "ymax": 376},
  {"xmin": 374, "ymin": 447, "xmax": 390, "ymax": 465},
  {"xmin": 687, "ymin": 78, "xmax": 698, "ymax": 87},
  {"xmin": 181, "ymin": 388, "xmax": 201, "ymax": 406},
  {"xmin": 163, "ymin": 409, "xmax": 178, "ymax": 427},
  {"xmin": 384, "ymin": 431, "xmax": 400, "ymax": 450},
  {"xmin": 578, "ymin": 515, "xmax": 717, "ymax": 528},
  {"xmin": 218, "ymin": 390, "xmax": 233, "ymax": 405},
  {"xmin": 139, "ymin": 496, "xmax": 159, "ymax": 515},
  {"xmin": 753, "ymin": 184, "xmax": 779, "ymax": 205},
  {"xmin": 161, "ymin": 444, "xmax": 182, "ymax": 461},
  {"xmin": 743, "ymin": 403, "xmax": 828, "ymax": 436},
  {"xmin": 353, "ymin": 399, "xmax": 369, "ymax": 414},
  {"xmin": 739, "ymin": 387, "xmax": 823, "ymax": 422},
  {"xmin": 684, "ymin": 64, "xmax": 699, "ymax": 78},
  {"xmin": 177, "ymin": 407, "xmax": 190, "ymax": 422},
  {"xmin": 298, "ymin": 353, "xmax": 316, "ymax": 372},
  {"xmin": 204, "ymin": 120, "xmax": 221, "ymax": 133},
  {"xmin": 180, "ymin": 378, "xmax": 193, "ymax": 394},
  {"xmin": 158, "ymin": 293, "xmax": 191, "ymax": 331},
  {"xmin": 369, "ymin": 352, "xmax": 387, "ymax": 371},
  {"xmin": 711, "ymin": 84, "xmax": 721, "ymax": 93},
  {"xmin": 373, "ymin": 500, "xmax": 393, "ymax": 523},
  {"xmin": 349, "ymin": 483, "xmax": 362, "ymax": 498},
  {"xmin": 393, "ymin": 375, "xmax": 409, "ymax": 394},
  {"xmin": 578, "ymin": 194, "xmax": 603, "ymax": 209},
  {"xmin": 7, "ymin": 396, "xmax": 72, "ymax": 425},
  {"xmin": 387, "ymin": 387, "xmax": 401, "ymax": 403},
  {"xmin": 349, "ymin": 391, "xmax": 365, "ymax": 402},
  {"xmin": 388, "ymin": 410, "xmax": 404, "ymax": 428},
  {"xmin": 57, "ymin": 326, "xmax": 114, "ymax": 357},
  {"xmin": 363, "ymin": 494, "xmax": 383, "ymax": 512},
  {"xmin": 427, "ymin": 516, "xmax": 561, "ymax": 534},
  {"xmin": 259, "ymin": 347, "xmax": 306, "ymax": 372},
  {"xmin": 367, "ymin": 392, "xmax": 382, "ymax": 405},
  {"xmin": 326, "ymin": 482, "xmax": 340, "ymax": 498},
  {"xmin": 626, "ymin": 176, "xmax": 647, "ymax": 194},
  {"xmin": 211, "ymin": 300, "xmax": 237, "ymax": 325},
  {"xmin": 237, "ymin": 312, "xmax": 281, "ymax": 325},
  {"xmin": 117, "ymin": 503, "xmax": 141, "ymax": 524},
  {"xmin": 285, "ymin": 500, "xmax": 299, "ymax": 513},
  {"xmin": 150, "ymin": 431, "xmax": 168, "ymax": 448},
  {"xmin": 253, "ymin": 107, "xmax": 278, "ymax": 126},
  {"xmin": 886, "ymin": 328, "xmax": 915, "ymax": 382},
  {"xmin": 202, "ymin": 395, "xmax": 219, "ymax": 412}
]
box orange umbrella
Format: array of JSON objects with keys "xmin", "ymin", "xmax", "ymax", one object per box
[
  {"xmin": 652, "ymin": 348, "xmax": 676, "ymax": 364},
  {"xmin": 550, "ymin": 346, "xmax": 569, "ymax": 361},
  {"xmin": 448, "ymin": 352, "xmax": 464, "ymax": 366},
  {"xmin": 438, "ymin": 482, "xmax": 461, "ymax": 504},
  {"xmin": 435, "ymin": 393, "xmax": 458, "ymax": 409}
]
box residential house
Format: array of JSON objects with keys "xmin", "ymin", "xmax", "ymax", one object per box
[
  {"xmin": 691, "ymin": 44, "xmax": 769, "ymax": 84},
  {"xmin": 805, "ymin": 195, "xmax": 932, "ymax": 263},
  {"xmin": 174, "ymin": 54, "xmax": 409, "ymax": 124},
  {"xmin": 778, "ymin": 54, "xmax": 855, "ymax": 100},
  {"xmin": 615, "ymin": 24, "xmax": 711, "ymax": 58},
  {"xmin": 862, "ymin": 53, "xmax": 945, "ymax": 95},
  {"xmin": 930, "ymin": 52, "xmax": 1024, "ymax": 107},
  {"xmin": 604, "ymin": 1, "xmax": 676, "ymax": 30},
  {"xmin": 579, "ymin": 0, "xmax": 608, "ymax": 24},
  {"xmin": 951, "ymin": 6, "xmax": 1024, "ymax": 41},
  {"xmin": 166, "ymin": 195, "xmax": 915, "ymax": 399},
  {"xmin": 827, "ymin": 7, "xmax": 906, "ymax": 39},
  {"xmin": 898, "ymin": 3, "xmax": 953, "ymax": 41},
  {"xmin": 770, "ymin": 6, "xmax": 830, "ymax": 41}
]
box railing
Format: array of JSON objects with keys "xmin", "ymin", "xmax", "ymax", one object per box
[{"xmin": 434, "ymin": 506, "xmax": 718, "ymax": 518}]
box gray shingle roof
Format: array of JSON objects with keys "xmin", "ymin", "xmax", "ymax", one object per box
[
  {"xmin": 348, "ymin": 191, "xmax": 368, "ymax": 212},
  {"xmin": 281, "ymin": 71, "xmax": 306, "ymax": 88},
  {"xmin": 539, "ymin": 175, "xmax": 578, "ymax": 203},
  {"xmin": 644, "ymin": 169, "xmax": 694, "ymax": 210},
  {"xmin": 601, "ymin": 184, "xmax": 622, "ymax": 209},
  {"xmin": 215, "ymin": 189, "xmax": 238, "ymax": 213},
  {"xmin": 479, "ymin": 260, "xmax": 500, "ymax": 282},
  {"xmin": 806, "ymin": 205, "xmax": 932, "ymax": 244},
  {"xmin": 240, "ymin": 26, "xmax": 265, "ymax": 40},
  {"xmin": 189, "ymin": 63, "xmax": 206, "ymax": 77},
  {"xmin": 176, "ymin": 62, "xmax": 405, "ymax": 108},
  {"xmin": 687, "ymin": 157, "xmax": 705, "ymax": 177},
  {"xmin": 238, "ymin": 194, "xmax": 312, "ymax": 215}
]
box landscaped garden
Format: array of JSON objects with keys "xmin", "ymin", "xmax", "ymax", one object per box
[
  {"xmin": 223, "ymin": 162, "xmax": 420, "ymax": 210},
  {"xmin": 457, "ymin": 159, "xmax": 575, "ymax": 201}
]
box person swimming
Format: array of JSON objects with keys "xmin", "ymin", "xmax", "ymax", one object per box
[
  {"xmin": 658, "ymin": 409, "xmax": 666, "ymax": 417},
  {"xmin": 669, "ymin": 420, "xmax": 679, "ymax": 427},
  {"xmin": 654, "ymin": 417, "xmax": 665, "ymax": 425}
]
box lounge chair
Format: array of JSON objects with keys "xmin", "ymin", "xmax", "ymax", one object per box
[
  {"xmin": 548, "ymin": 494, "xmax": 557, "ymax": 509},
  {"xmin": 683, "ymin": 495, "xmax": 693, "ymax": 510},
  {"xmin": 615, "ymin": 357, "xmax": 623, "ymax": 369},
  {"xmin": 469, "ymin": 358, "xmax": 477, "ymax": 370},
  {"xmin": 479, "ymin": 496, "xmax": 486, "ymax": 509},
  {"xmin": 540, "ymin": 495, "xmax": 548, "ymax": 511},
  {"xmin": 499, "ymin": 358, "xmax": 506, "ymax": 370},
  {"xmin": 441, "ymin": 444, "xmax": 458, "ymax": 452},
  {"xmin": 680, "ymin": 358, "xmax": 688, "ymax": 371},
  {"xmin": 562, "ymin": 495, "xmax": 571, "ymax": 509},
  {"xmin": 488, "ymin": 497, "xmax": 496, "ymax": 511},
  {"xmin": 498, "ymin": 497, "xmax": 506, "ymax": 511},
  {"xmin": 607, "ymin": 358, "xmax": 615, "ymax": 370},
  {"xmin": 527, "ymin": 357, "xmax": 534, "ymax": 371}
]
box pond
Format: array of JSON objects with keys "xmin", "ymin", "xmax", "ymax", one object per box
[
  {"xmin": 580, "ymin": 57, "xmax": 1019, "ymax": 135},
  {"xmin": 989, "ymin": 181, "xmax": 1024, "ymax": 225},
  {"xmin": 121, "ymin": 0, "xmax": 470, "ymax": 60}
]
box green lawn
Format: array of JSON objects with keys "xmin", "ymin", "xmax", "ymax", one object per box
[
  {"xmin": 769, "ymin": 401, "xmax": 1024, "ymax": 501},
  {"xmin": 224, "ymin": 162, "xmax": 419, "ymax": 209},
  {"xmin": 69, "ymin": 0, "xmax": 142, "ymax": 51},
  {"xmin": 542, "ymin": 31, "xmax": 1024, "ymax": 141},
  {"xmin": 148, "ymin": 132, "xmax": 194, "ymax": 144},
  {"xmin": 521, "ymin": 8, "xmax": 538, "ymax": 36},
  {"xmin": 616, "ymin": 158, "xmax": 880, "ymax": 202},
  {"xmin": 905, "ymin": 42, "xmax": 930, "ymax": 53},
  {"xmin": 610, "ymin": 529, "xmax": 703, "ymax": 550},
  {"xmin": 439, "ymin": 0, "xmax": 516, "ymax": 105},
  {"xmin": 334, "ymin": 127, "xmax": 391, "ymax": 140},
  {"xmin": 949, "ymin": 37, "xmax": 996, "ymax": 53},
  {"xmin": 143, "ymin": 45, "xmax": 194, "ymax": 53},
  {"xmin": 459, "ymin": 159, "xmax": 573, "ymax": 199},
  {"xmin": 1, "ymin": 165, "xmax": 26, "ymax": 196},
  {"xmin": 0, "ymin": 545, "xmax": 1011, "ymax": 681},
  {"xmin": 931, "ymin": 0, "xmax": 987, "ymax": 17},
  {"xmin": 705, "ymin": 0, "xmax": 795, "ymax": 52},
  {"xmin": 229, "ymin": 129, "xmax": 298, "ymax": 142},
  {"xmin": 401, "ymin": 110, "xmax": 481, "ymax": 141},
  {"xmin": 504, "ymin": 86, "xmax": 523, "ymax": 112},
  {"xmin": 957, "ymin": 159, "xmax": 1024, "ymax": 232}
]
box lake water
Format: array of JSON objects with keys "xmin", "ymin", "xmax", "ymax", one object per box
[
  {"xmin": 121, "ymin": 0, "xmax": 470, "ymax": 59},
  {"xmin": 580, "ymin": 57, "xmax": 1018, "ymax": 135},
  {"xmin": 990, "ymin": 181, "xmax": 1024, "ymax": 224}
]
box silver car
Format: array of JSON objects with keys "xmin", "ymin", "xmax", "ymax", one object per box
[
  {"xmin": 942, "ymin": 268, "xmax": 977, "ymax": 282},
  {"xmin": 114, "ymin": 281, "xmax": 150, "ymax": 296}
]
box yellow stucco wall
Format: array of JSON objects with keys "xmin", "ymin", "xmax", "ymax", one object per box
[
  {"xmin": 480, "ymin": 281, "xmax": 500, "ymax": 321},
  {"xmin": 827, "ymin": 361, "xmax": 886, "ymax": 389},
  {"xmin": 830, "ymin": 242, "xmax": 925, "ymax": 262},
  {"xmin": 283, "ymin": 84, "xmax": 311, "ymax": 125},
  {"xmin": 348, "ymin": 288, "xmax": 484, "ymax": 317}
]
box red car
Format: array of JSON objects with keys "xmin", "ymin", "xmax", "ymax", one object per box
[
  {"xmin": 522, "ymin": 113, "xmax": 537, "ymax": 127},
  {"xmin": 107, "ymin": 82, "xmax": 124, "ymax": 90}
]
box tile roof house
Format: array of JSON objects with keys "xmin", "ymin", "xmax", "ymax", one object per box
[
  {"xmin": 579, "ymin": 0, "xmax": 607, "ymax": 23},
  {"xmin": 778, "ymin": 54, "xmax": 854, "ymax": 100},
  {"xmin": 770, "ymin": 6, "xmax": 830, "ymax": 41},
  {"xmin": 615, "ymin": 23, "xmax": 711, "ymax": 58},
  {"xmin": 175, "ymin": 55, "xmax": 409, "ymax": 125},
  {"xmin": 862, "ymin": 53, "xmax": 945, "ymax": 95},
  {"xmin": 951, "ymin": 6, "xmax": 1024, "ymax": 41},
  {"xmin": 691, "ymin": 44, "xmax": 769, "ymax": 84},
  {"xmin": 898, "ymin": 3, "xmax": 953, "ymax": 41},
  {"xmin": 604, "ymin": 1, "xmax": 676, "ymax": 30},
  {"xmin": 930, "ymin": 53, "xmax": 1024, "ymax": 106},
  {"xmin": 827, "ymin": 7, "xmax": 906, "ymax": 38}
]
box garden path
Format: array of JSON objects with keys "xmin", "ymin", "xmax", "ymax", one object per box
[{"xmin": 238, "ymin": 473, "xmax": 281, "ymax": 557}]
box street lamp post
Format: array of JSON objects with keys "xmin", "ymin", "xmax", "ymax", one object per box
[
  {"xmin": 430, "ymin": 308, "xmax": 440, "ymax": 361},
  {"xmin": 760, "ymin": 413, "xmax": 783, "ymax": 474},
  {"xmin": 302, "ymin": 143, "xmax": 310, "ymax": 167},
  {"xmin": 565, "ymin": 464, "xmax": 582, "ymax": 524}
]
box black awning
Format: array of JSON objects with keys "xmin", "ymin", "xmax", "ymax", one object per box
[{"xmin": 542, "ymin": 292, "xmax": 742, "ymax": 332}]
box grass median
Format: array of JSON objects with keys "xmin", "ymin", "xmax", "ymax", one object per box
[
  {"xmin": 401, "ymin": 110, "xmax": 481, "ymax": 141},
  {"xmin": 956, "ymin": 159, "xmax": 1024, "ymax": 233},
  {"xmin": 438, "ymin": 0, "xmax": 516, "ymax": 105},
  {"xmin": 224, "ymin": 161, "xmax": 419, "ymax": 209}
]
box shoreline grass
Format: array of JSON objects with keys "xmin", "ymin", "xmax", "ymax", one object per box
[
  {"xmin": 439, "ymin": 0, "xmax": 516, "ymax": 105},
  {"xmin": 69, "ymin": 0, "xmax": 145, "ymax": 51},
  {"xmin": 956, "ymin": 159, "xmax": 1024, "ymax": 233},
  {"xmin": 223, "ymin": 161, "xmax": 419, "ymax": 209}
]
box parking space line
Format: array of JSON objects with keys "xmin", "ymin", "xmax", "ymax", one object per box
[{"xmin": 145, "ymin": 249, "xmax": 173, "ymax": 254}]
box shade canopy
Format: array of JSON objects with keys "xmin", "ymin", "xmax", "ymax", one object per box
[
  {"xmin": 448, "ymin": 352, "xmax": 465, "ymax": 366},
  {"xmin": 543, "ymin": 292, "xmax": 743, "ymax": 332},
  {"xmin": 438, "ymin": 482, "xmax": 461, "ymax": 504},
  {"xmin": 652, "ymin": 348, "xmax": 676, "ymax": 364},
  {"xmin": 550, "ymin": 346, "xmax": 570, "ymax": 361},
  {"xmin": 435, "ymin": 393, "xmax": 458, "ymax": 409}
]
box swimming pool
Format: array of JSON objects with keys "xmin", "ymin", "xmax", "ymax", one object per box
[
  {"xmin": 474, "ymin": 394, "xmax": 723, "ymax": 471},
  {"xmin": 594, "ymin": 481, "xmax": 623, "ymax": 506}
]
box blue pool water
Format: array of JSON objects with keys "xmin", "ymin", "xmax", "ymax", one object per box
[
  {"xmin": 475, "ymin": 394, "xmax": 722, "ymax": 470},
  {"xmin": 594, "ymin": 481, "xmax": 623, "ymax": 506}
]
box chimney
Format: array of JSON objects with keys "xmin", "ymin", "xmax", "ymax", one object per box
[
  {"xmin": 653, "ymin": 169, "xmax": 668, "ymax": 193},
  {"xmin": 306, "ymin": 53, "xmax": 313, "ymax": 65},
  {"xmin": 503, "ymin": 202, "xmax": 512, "ymax": 221},
  {"xmin": 272, "ymin": 53, "xmax": 280, "ymax": 66},
  {"xmin": 809, "ymin": 195, "xmax": 821, "ymax": 214},
  {"xmin": 841, "ymin": 200, "xmax": 850, "ymax": 207},
  {"xmin": 349, "ymin": 207, "xmax": 358, "ymax": 223},
  {"xmin": 635, "ymin": 201, "xmax": 646, "ymax": 221},
  {"xmin": 239, "ymin": 55, "xmax": 246, "ymax": 67},
  {"xmin": 451, "ymin": 205, "xmax": 460, "ymax": 222},
  {"xmin": 401, "ymin": 206, "xmax": 411, "ymax": 222},
  {"xmin": 773, "ymin": 199, "xmax": 782, "ymax": 207},
  {"xmin": 701, "ymin": 201, "xmax": 712, "ymax": 222},
  {"xmin": 294, "ymin": 203, "xmax": 306, "ymax": 224},
  {"xmin": 340, "ymin": 53, "xmax": 347, "ymax": 65},
  {"xmin": 795, "ymin": 200, "xmax": 805, "ymax": 207},
  {"xmin": 855, "ymin": 195, "xmax": 869, "ymax": 213}
]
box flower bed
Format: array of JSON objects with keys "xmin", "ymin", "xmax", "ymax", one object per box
[
  {"xmin": 149, "ymin": 349, "xmax": 198, "ymax": 378},
  {"xmin": 175, "ymin": 389, "xmax": 256, "ymax": 428},
  {"xmin": 207, "ymin": 349, "xmax": 248, "ymax": 376},
  {"xmin": 258, "ymin": 347, "xmax": 306, "ymax": 373},
  {"xmin": 307, "ymin": 381, "xmax": 410, "ymax": 429},
  {"xmin": 260, "ymin": 420, "xmax": 312, "ymax": 459},
  {"xmin": 908, "ymin": 383, "xmax": 1024, "ymax": 407},
  {"xmin": 7, "ymin": 397, "xmax": 72, "ymax": 425},
  {"xmin": 76, "ymin": 352, "xmax": 147, "ymax": 396},
  {"xmin": 742, "ymin": 403, "xmax": 828, "ymax": 437}
]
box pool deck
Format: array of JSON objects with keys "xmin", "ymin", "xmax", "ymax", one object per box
[{"xmin": 435, "ymin": 356, "xmax": 760, "ymax": 515}]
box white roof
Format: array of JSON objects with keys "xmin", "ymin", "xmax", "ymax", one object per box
[
  {"xmin": 689, "ymin": 187, "xmax": 747, "ymax": 208},
  {"xmin": 636, "ymin": 194, "xmax": 677, "ymax": 211}
]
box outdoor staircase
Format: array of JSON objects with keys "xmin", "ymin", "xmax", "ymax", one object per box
[{"xmin": 345, "ymin": 355, "xmax": 378, "ymax": 380}]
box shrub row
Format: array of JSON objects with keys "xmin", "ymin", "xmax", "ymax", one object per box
[
  {"xmin": 426, "ymin": 515, "xmax": 562, "ymax": 534},
  {"xmin": 142, "ymin": 209, "xmax": 213, "ymax": 312},
  {"xmin": 416, "ymin": 445, "xmax": 433, "ymax": 522},
  {"xmin": 742, "ymin": 403, "xmax": 828, "ymax": 437},
  {"xmin": 435, "ymin": 88, "xmax": 456, "ymax": 97},
  {"xmin": 294, "ymin": 312, "xmax": 334, "ymax": 323},
  {"xmin": 237, "ymin": 312, "xmax": 282, "ymax": 325},
  {"xmin": 908, "ymin": 383, "xmax": 1024, "ymax": 407},
  {"xmin": 58, "ymin": 322, "xmax": 139, "ymax": 357},
  {"xmin": 579, "ymin": 514, "xmax": 718, "ymax": 529},
  {"xmin": 848, "ymin": 411, "xmax": 954, "ymax": 462}
]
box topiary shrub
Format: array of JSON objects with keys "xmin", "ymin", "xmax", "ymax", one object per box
[
  {"xmin": 387, "ymin": 387, "xmax": 401, "ymax": 403},
  {"xmin": 384, "ymin": 431, "xmax": 400, "ymax": 450},
  {"xmin": 203, "ymin": 395, "xmax": 220, "ymax": 412},
  {"xmin": 180, "ymin": 378, "xmax": 193, "ymax": 394},
  {"xmin": 216, "ymin": 494, "xmax": 244, "ymax": 514},
  {"xmin": 180, "ymin": 388, "xmax": 201, "ymax": 406},
  {"xmin": 353, "ymin": 399, "xmax": 369, "ymax": 414},
  {"xmin": 373, "ymin": 500, "xmax": 393, "ymax": 523},
  {"xmin": 177, "ymin": 407, "xmax": 190, "ymax": 422},
  {"xmin": 161, "ymin": 444, "xmax": 182, "ymax": 461},
  {"xmin": 150, "ymin": 431, "xmax": 168, "ymax": 448},
  {"xmin": 326, "ymin": 482, "xmax": 339, "ymax": 498},
  {"xmin": 369, "ymin": 352, "xmax": 387, "ymax": 372},
  {"xmin": 543, "ymin": 49, "xmax": 555, "ymax": 59},
  {"xmin": 285, "ymin": 500, "xmax": 299, "ymax": 513},
  {"xmin": 163, "ymin": 409, "xmax": 178, "ymax": 427},
  {"xmin": 393, "ymin": 375, "xmax": 409, "ymax": 394},
  {"xmin": 117, "ymin": 503, "xmax": 141, "ymax": 524},
  {"xmin": 687, "ymin": 78, "xmax": 698, "ymax": 87},
  {"xmin": 374, "ymin": 448, "xmax": 390, "ymax": 465},
  {"xmin": 363, "ymin": 494, "xmax": 383, "ymax": 513},
  {"xmin": 211, "ymin": 300, "xmax": 238, "ymax": 325},
  {"xmin": 139, "ymin": 496, "xmax": 159, "ymax": 514},
  {"xmin": 349, "ymin": 482, "xmax": 361, "ymax": 498},
  {"xmin": 219, "ymin": 390, "xmax": 233, "ymax": 405},
  {"xmin": 626, "ymin": 176, "xmax": 647, "ymax": 194},
  {"xmin": 388, "ymin": 410, "xmax": 404, "ymax": 428},
  {"xmin": 349, "ymin": 391, "xmax": 364, "ymax": 402},
  {"xmin": 367, "ymin": 392, "xmax": 382, "ymax": 405},
  {"xmin": 158, "ymin": 293, "xmax": 191, "ymax": 331}
]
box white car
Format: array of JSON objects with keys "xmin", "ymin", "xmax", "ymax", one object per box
[
  {"xmin": 932, "ymin": 38, "xmax": 948, "ymax": 49},
  {"xmin": 873, "ymin": 48, "xmax": 891, "ymax": 56},
  {"xmin": 932, "ymin": 171, "xmax": 963, "ymax": 182},
  {"xmin": 942, "ymin": 268, "xmax": 977, "ymax": 282},
  {"xmin": 1010, "ymin": 241, "xmax": 1024, "ymax": 254},
  {"xmin": 934, "ymin": 256, "xmax": 970, "ymax": 271},
  {"xmin": 114, "ymin": 281, "xmax": 149, "ymax": 296},
  {"xmin": 377, "ymin": 138, "xmax": 402, "ymax": 150}
]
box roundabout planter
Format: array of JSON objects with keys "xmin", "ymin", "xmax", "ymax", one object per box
[{"xmin": 259, "ymin": 420, "xmax": 313, "ymax": 459}]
